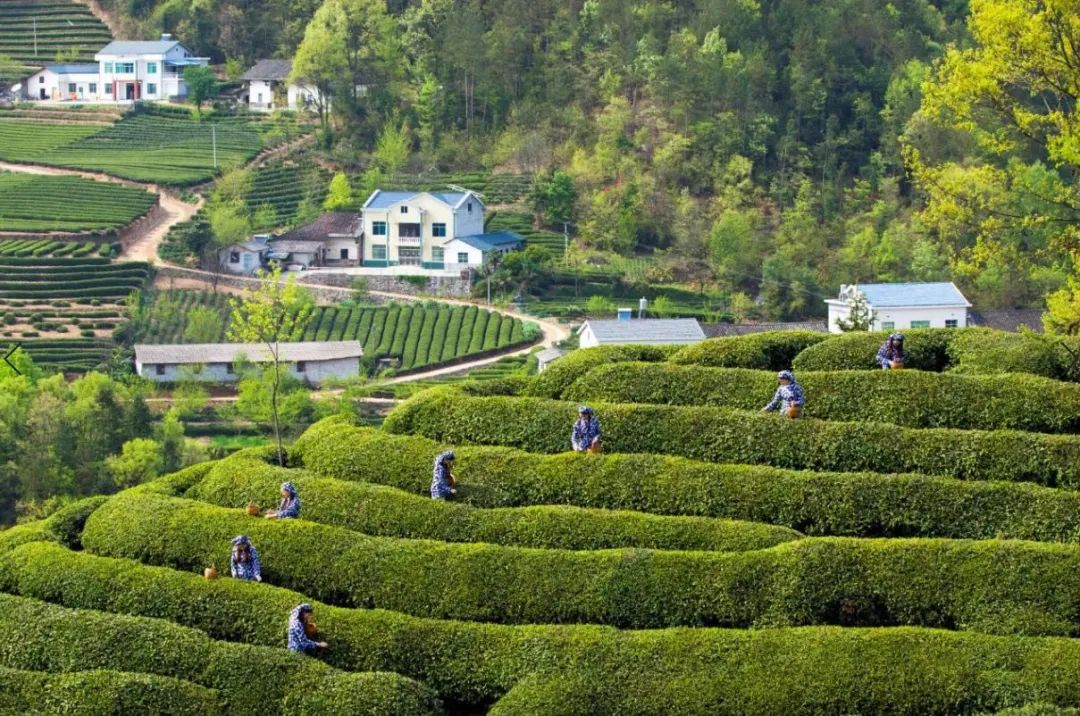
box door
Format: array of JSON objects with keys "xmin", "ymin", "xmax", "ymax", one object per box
[
  {"xmin": 399, "ymin": 248, "xmax": 422, "ymax": 266},
  {"xmin": 39, "ymin": 88, "xmax": 46, "ymax": 100},
  {"xmin": 125, "ymin": 83, "xmax": 135, "ymax": 100}
]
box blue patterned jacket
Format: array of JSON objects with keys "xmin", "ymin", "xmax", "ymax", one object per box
[
  {"xmin": 764, "ymin": 382, "xmax": 805, "ymax": 412},
  {"xmin": 287, "ymin": 604, "xmax": 320, "ymax": 652},
  {"xmin": 876, "ymin": 340, "xmax": 906, "ymax": 368},
  {"xmin": 230, "ymin": 537, "xmax": 261, "ymax": 581},
  {"xmin": 431, "ymin": 454, "xmax": 455, "ymax": 499},
  {"xmin": 571, "ymin": 416, "xmax": 602, "ymax": 451}
]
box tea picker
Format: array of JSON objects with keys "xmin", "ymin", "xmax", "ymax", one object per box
[
  {"xmin": 287, "ymin": 603, "xmax": 328, "ymax": 653},
  {"xmin": 762, "ymin": 370, "xmax": 804, "ymax": 418},
  {"xmin": 877, "ymin": 333, "xmax": 906, "ymax": 369},
  {"xmin": 230, "ymin": 535, "xmax": 261, "ymax": 582},
  {"xmin": 571, "ymin": 405, "xmax": 602, "ymax": 453},
  {"xmin": 265, "ymin": 481, "xmax": 300, "ymax": 519},
  {"xmin": 431, "ymin": 450, "xmax": 457, "ymax": 500}
]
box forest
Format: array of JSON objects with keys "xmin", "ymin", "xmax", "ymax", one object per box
[{"xmin": 101, "ymin": 0, "xmax": 1079, "ymax": 324}]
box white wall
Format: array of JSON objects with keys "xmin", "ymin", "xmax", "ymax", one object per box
[
  {"xmin": 442, "ymin": 240, "xmax": 484, "ymax": 270},
  {"xmin": 287, "ymin": 83, "xmax": 322, "ymax": 111},
  {"xmin": 363, "ymin": 193, "xmax": 468, "ymax": 264},
  {"xmin": 24, "ymin": 70, "xmax": 99, "ymax": 101},
  {"xmin": 219, "ymin": 248, "xmax": 263, "ymax": 274},
  {"xmin": 249, "ymin": 79, "xmax": 275, "ymax": 109},
  {"xmin": 828, "ymin": 301, "xmax": 969, "ymax": 333},
  {"xmin": 136, "ymin": 356, "xmax": 359, "ymax": 385},
  {"xmin": 452, "ymin": 196, "xmax": 485, "ymax": 237}
]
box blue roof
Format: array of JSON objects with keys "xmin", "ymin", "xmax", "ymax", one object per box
[
  {"xmin": 856, "ymin": 282, "xmax": 970, "ymax": 307},
  {"xmin": 450, "ymin": 231, "xmax": 524, "ymax": 252},
  {"xmin": 98, "ymin": 40, "xmax": 182, "ymax": 55},
  {"xmin": 46, "ymin": 64, "xmax": 98, "ymax": 74},
  {"xmin": 362, "ymin": 190, "xmax": 481, "ymax": 210}
]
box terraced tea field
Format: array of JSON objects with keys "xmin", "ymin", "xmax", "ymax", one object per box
[
  {"xmin": 0, "ymin": 0, "xmax": 112, "ymax": 65},
  {"xmin": 4, "ymin": 326, "xmax": 1080, "ymax": 713},
  {"xmin": 0, "ymin": 108, "xmax": 274, "ymax": 184},
  {"xmin": 0, "ymin": 172, "xmax": 156, "ymax": 232},
  {"xmin": 138, "ymin": 290, "xmax": 536, "ymax": 372},
  {"xmin": 248, "ymin": 162, "xmax": 330, "ymax": 229}
]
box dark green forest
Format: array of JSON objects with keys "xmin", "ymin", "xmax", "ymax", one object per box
[{"xmin": 107, "ymin": 0, "xmax": 1080, "ymax": 323}]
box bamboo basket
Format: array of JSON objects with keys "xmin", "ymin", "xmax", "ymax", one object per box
[
  {"xmin": 785, "ymin": 406, "xmax": 802, "ymax": 419},
  {"xmin": 245, "ymin": 502, "xmax": 260, "ymax": 516},
  {"xmin": 203, "ymin": 566, "xmax": 219, "ymax": 580}
]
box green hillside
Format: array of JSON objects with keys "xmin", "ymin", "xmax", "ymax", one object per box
[{"xmin": 0, "ymin": 0, "xmax": 112, "ymax": 66}]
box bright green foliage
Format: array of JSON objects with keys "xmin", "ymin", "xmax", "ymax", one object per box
[
  {"xmin": 0, "ymin": 666, "xmax": 221, "ymax": 715},
  {"xmin": 669, "ymin": 331, "xmax": 828, "ymax": 371},
  {"xmin": 323, "ymin": 172, "xmax": 354, "ymax": 210},
  {"xmin": 73, "ymin": 490, "xmax": 1080, "ymax": 634},
  {"xmin": 292, "ymin": 420, "xmax": 1080, "ymax": 543},
  {"xmin": 525, "ymin": 344, "xmax": 680, "ymax": 398},
  {"xmin": 384, "ymin": 389, "xmax": 1080, "ymax": 487},
  {"xmin": 105, "ymin": 438, "xmax": 163, "ymax": 488},
  {"xmin": 791, "ymin": 329, "xmax": 954, "ymax": 372},
  {"xmin": 186, "ymin": 455, "xmax": 802, "ymax": 552},
  {"xmin": 183, "ymin": 66, "xmax": 219, "ymax": 114},
  {"xmin": 0, "ymin": 588, "xmax": 441, "ymax": 716},
  {"xmin": 5, "ymin": 542, "xmax": 1080, "ymax": 713},
  {"xmin": 0, "ymin": 173, "xmax": 156, "ymax": 232},
  {"xmin": 530, "ymin": 170, "xmax": 577, "ymax": 226},
  {"xmin": 565, "ymin": 363, "xmax": 1080, "ymax": 433}
]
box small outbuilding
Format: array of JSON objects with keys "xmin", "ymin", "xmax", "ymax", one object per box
[
  {"xmin": 825, "ymin": 282, "xmax": 971, "ymax": 334},
  {"xmin": 535, "ymin": 347, "xmax": 566, "ymax": 372},
  {"xmin": 219, "ymin": 236, "xmax": 270, "ymax": 275},
  {"xmin": 134, "ymin": 341, "xmax": 363, "ymax": 385},
  {"xmin": 240, "ymin": 58, "xmax": 323, "ymax": 111},
  {"xmin": 270, "ymin": 212, "xmax": 361, "ymax": 267},
  {"xmin": 577, "ymin": 318, "xmax": 705, "ymax": 348},
  {"xmin": 441, "ymin": 231, "xmax": 524, "ymax": 271}
]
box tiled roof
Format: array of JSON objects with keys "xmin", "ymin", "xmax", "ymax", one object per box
[
  {"xmin": 135, "ymin": 341, "xmax": 363, "ymax": 364},
  {"xmin": 968, "ymin": 309, "xmax": 1044, "ymax": 333},
  {"xmin": 45, "ymin": 64, "xmax": 98, "ymax": 75},
  {"xmin": 448, "ymin": 231, "xmax": 523, "ymax": 252},
  {"xmin": 580, "ymin": 319, "xmax": 705, "ymax": 344},
  {"xmin": 848, "ymin": 282, "xmax": 971, "ymax": 308},
  {"xmin": 277, "ymin": 212, "xmax": 359, "ymax": 242},
  {"xmin": 362, "ymin": 190, "xmax": 482, "ymax": 210},
  {"xmin": 98, "ymin": 40, "xmax": 182, "ymax": 55},
  {"xmin": 703, "ymin": 321, "xmax": 828, "ymax": 337},
  {"xmin": 240, "ymin": 59, "xmax": 293, "ymax": 81}
]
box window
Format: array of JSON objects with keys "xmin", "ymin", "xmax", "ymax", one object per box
[
  {"xmin": 229, "ymin": 251, "xmax": 241, "ymax": 264},
  {"xmin": 226, "ymin": 362, "xmax": 234, "ymax": 374},
  {"xmin": 340, "ymin": 248, "xmax": 349, "ymax": 259},
  {"xmin": 372, "ymin": 221, "xmax": 387, "ymax": 236},
  {"xmin": 68, "ymin": 83, "xmax": 76, "ymax": 93},
  {"xmin": 89, "ymin": 83, "xmax": 97, "ymax": 93},
  {"xmin": 296, "ymin": 361, "xmax": 306, "ymax": 373},
  {"xmin": 457, "ymin": 252, "xmax": 469, "ymax": 264},
  {"xmin": 372, "ymin": 245, "xmax": 387, "ymax": 260},
  {"xmin": 432, "ymin": 223, "xmax": 447, "ymax": 238},
  {"xmin": 432, "ymin": 247, "xmax": 444, "ymax": 263},
  {"xmin": 154, "ymin": 364, "xmax": 165, "ymax": 376},
  {"xmin": 945, "ymin": 319, "xmax": 958, "ymax": 328},
  {"xmin": 467, "ymin": 202, "xmax": 472, "ymax": 213},
  {"xmin": 400, "ymin": 206, "xmax": 408, "ymax": 214},
  {"xmin": 102, "ymin": 63, "xmax": 113, "ymax": 74},
  {"xmin": 147, "ymin": 83, "xmax": 157, "ymax": 95},
  {"xmin": 880, "ymin": 321, "xmax": 894, "ymax": 330},
  {"xmin": 910, "ymin": 320, "xmax": 931, "ymax": 329},
  {"xmin": 117, "ymin": 62, "xmax": 135, "ymax": 73},
  {"xmin": 147, "ymin": 62, "xmax": 158, "ymax": 74}
]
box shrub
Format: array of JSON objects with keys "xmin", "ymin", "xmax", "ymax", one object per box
[
  {"xmin": 564, "ymin": 363, "xmax": 1080, "ymax": 432},
  {"xmin": 383, "ymin": 389, "xmax": 1080, "ymax": 488},
  {"xmin": 947, "ymin": 328, "xmax": 1065, "ymax": 379},
  {"xmin": 185, "ymin": 456, "xmax": 802, "ymax": 552},
  {"xmin": 5, "ymin": 543, "xmax": 1080, "ymax": 713},
  {"xmin": 669, "ymin": 330, "xmax": 828, "ymax": 370},
  {"xmin": 0, "ymin": 585, "xmax": 441, "ymax": 716},
  {"xmin": 0, "ymin": 666, "xmax": 220, "ymax": 715},
  {"xmin": 2, "ymin": 313, "xmax": 13, "ymax": 325},
  {"xmin": 791, "ymin": 329, "xmax": 953, "ymax": 372},
  {"xmin": 292, "ymin": 421, "xmax": 1080, "ymax": 542},
  {"xmin": 81, "ymin": 490, "xmax": 1080, "ymax": 634},
  {"xmin": 524, "ymin": 345, "xmax": 680, "ymax": 399},
  {"xmin": 20, "ymin": 331, "xmax": 38, "ymax": 337}
]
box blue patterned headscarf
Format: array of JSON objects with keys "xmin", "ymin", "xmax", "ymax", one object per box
[
  {"xmin": 434, "ymin": 450, "xmax": 455, "ymax": 467},
  {"xmin": 291, "ymin": 603, "xmax": 312, "ymax": 620},
  {"xmin": 578, "ymin": 405, "xmax": 593, "ymax": 415},
  {"xmin": 280, "ymin": 482, "xmax": 297, "ymax": 496},
  {"xmin": 890, "ymin": 333, "xmax": 904, "ymax": 342},
  {"xmin": 231, "ymin": 535, "xmax": 251, "ymax": 547},
  {"xmin": 777, "ymin": 370, "xmax": 795, "ymax": 382}
]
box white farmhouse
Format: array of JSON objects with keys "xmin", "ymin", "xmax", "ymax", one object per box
[
  {"xmin": 22, "ymin": 64, "xmax": 100, "ymax": 101},
  {"xmin": 240, "ymin": 59, "xmax": 322, "ymax": 112},
  {"xmin": 220, "ymin": 236, "xmax": 270, "ymax": 275},
  {"xmin": 825, "ymin": 282, "xmax": 971, "ymax": 334},
  {"xmin": 134, "ymin": 341, "xmax": 363, "ymax": 386},
  {"xmin": 269, "ymin": 212, "xmax": 361, "ymax": 268},
  {"xmin": 360, "ymin": 190, "xmax": 521, "ymax": 270},
  {"xmin": 577, "ymin": 318, "xmax": 706, "ymax": 348},
  {"xmin": 95, "ymin": 35, "xmax": 209, "ymax": 101}
]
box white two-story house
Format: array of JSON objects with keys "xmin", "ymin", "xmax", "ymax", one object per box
[
  {"xmin": 360, "ymin": 190, "xmax": 522, "ymax": 271},
  {"xmin": 95, "ymin": 35, "xmax": 209, "ymax": 102}
]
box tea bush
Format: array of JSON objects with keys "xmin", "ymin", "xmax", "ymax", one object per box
[{"xmin": 669, "ymin": 330, "xmax": 828, "ymax": 370}]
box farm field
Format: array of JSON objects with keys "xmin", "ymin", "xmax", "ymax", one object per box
[
  {"xmin": 0, "ymin": 0, "xmax": 112, "ymax": 66},
  {"xmin": 0, "ymin": 172, "xmax": 157, "ymax": 232},
  {"xmin": 137, "ymin": 291, "xmax": 536, "ymax": 372},
  {"xmin": 247, "ymin": 161, "xmax": 330, "ymax": 230},
  {"xmin": 5, "ymin": 327, "xmax": 1080, "ymax": 713},
  {"xmin": 0, "ymin": 107, "xmax": 275, "ymax": 184}
]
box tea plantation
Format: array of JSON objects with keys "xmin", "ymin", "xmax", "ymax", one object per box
[
  {"xmin": 138, "ymin": 290, "xmax": 535, "ymax": 372},
  {"xmin": 3, "ymin": 326, "xmax": 1080, "ymax": 712},
  {"xmin": 0, "ymin": 107, "xmax": 276, "ymax": 184},
  {"xmin": 0, "ymin": 172, "xmax": 157, "ymax": 232},
  {"xmin": 0, "ymin": 0, "xmax": 112, "ymax": 65}
]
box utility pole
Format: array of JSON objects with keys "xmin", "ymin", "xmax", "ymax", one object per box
[
  {"xmin": 562, "ymin": 221, "xmax": 569, "ymax": 262},
  {"xmin": 487, "ymin": 272, "xmax": 491, "ymax": 306},
  {"xmin": 33, "ymin": 18, "xmax": 37, "ymax": 57},
  {"xmin": 212, "ymin": 125, "xmax": 217, "ymax": 169}
]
